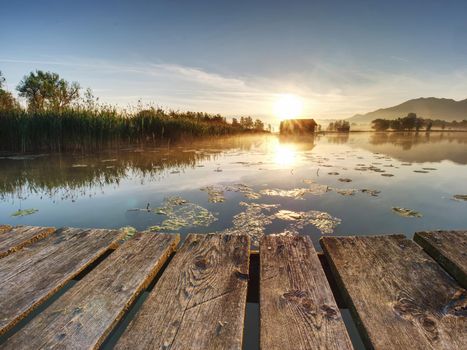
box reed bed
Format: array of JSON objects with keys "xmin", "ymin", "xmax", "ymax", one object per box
[{"xmin": 0, "ymin": 108, "xmax": 250, "ymax": 152}]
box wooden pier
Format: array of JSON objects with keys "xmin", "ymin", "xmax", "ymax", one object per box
[{"xmin": 0, "ymin": 224, "xmax": 465, "ymax": 349}]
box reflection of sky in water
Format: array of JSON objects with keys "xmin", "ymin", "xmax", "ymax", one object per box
[{"xmin": 1, "ymin": 133, "xmax": 466, "ymax": 249}]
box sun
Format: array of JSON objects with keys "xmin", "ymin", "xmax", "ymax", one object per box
[{"xmin": 273, "ymin": 94, "xmax": 303, "ymax": 121}]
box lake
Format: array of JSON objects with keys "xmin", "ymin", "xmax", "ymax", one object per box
[
  {"xmin": 1, "ymin": 131, "xmax": 467, "ymax": 349},
  {"xmin": 1, "ymin": 132, "xmax": 466, "ymax": 250}
]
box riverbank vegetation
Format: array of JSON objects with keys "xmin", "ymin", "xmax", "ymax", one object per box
[
  {"xmin": 0, "ymin": 70, "xmax": 268, "ymax": 153},
  {"xmin": 372, "ymin": 112, "xmax": 467, "ymax": 131}
]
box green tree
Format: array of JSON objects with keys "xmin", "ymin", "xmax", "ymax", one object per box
[
  {"xmin": 0, "ymin": 71, "xmax": 20, "ymax": 111},
  {"xmin": 17, "ymin": 70, "xmax": 80, "ymax": 112}
]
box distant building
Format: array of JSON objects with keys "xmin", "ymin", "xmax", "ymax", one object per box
[{"xmin": 279, "ymin": 118, "xmax": 317, "ymax": 134}]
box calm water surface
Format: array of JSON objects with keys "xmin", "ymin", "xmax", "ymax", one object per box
[{"xmin": 1, "ymin": 132, "xmax": 466, "ymax": 249}]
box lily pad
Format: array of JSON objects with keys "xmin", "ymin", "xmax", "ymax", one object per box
[
  {"xmin": 338, "ymin": 178, "xmax": 352, "ymax": 183},
  {"xmin": 392, "ymin": 207, "xmax": 422, "ymax": 218},
  {"xmin": 11, "ymin": 208, "xmax": 39, "ymax": 217},
  {"xmin": 414, "ymin": 170, "xmax": 429, "ymax": 173}
]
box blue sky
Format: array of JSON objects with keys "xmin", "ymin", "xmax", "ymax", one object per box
[{"xmin": 1, "ymin": 0, "xmax": 467, "ymax": 122}]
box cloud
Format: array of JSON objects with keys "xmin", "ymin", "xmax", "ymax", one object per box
[{"xmin": 2, "ymin": 56, "xmax": 467, "ymax": 122}]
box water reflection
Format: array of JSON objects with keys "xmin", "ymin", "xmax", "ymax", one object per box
[
  {"xmin": 364, "ymin": 132, "xmax": 467, "ymax": 164},
  {"xmin": 0, "ymin": 133, "xmax": 466, "ymax": 247}
]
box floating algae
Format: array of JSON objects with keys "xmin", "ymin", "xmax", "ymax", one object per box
[
  {"xmin": 224, "ymin": 183, "xmax": 262, "ymax": 199},
  {"xmin": 200, "ymin": 186, "xmax": 225, "ymax": 203},
  {"xmin": 260, "ymin": 180, "xmax": 328, "ymax": 200},
  {"xmin": 260, "ymin": 188, "xmax": 313, "ymax": 200},
  {"xmin": 275, "ymin": 210, "xmax": 303, "ymax": 221},
  {"xmin": 334, "ymin": 188, "xmax": 357, "ymax": 196},
  {"xmin": 273, "ymin": 209, "xmax": 341, "ymax": 235},
  {"xmin": 218, "ymin": 202, "xmax": 279, "ymax": 245},
  {"xmin": 11, "ymin": 208, "xmax": 39, "ymax": 217},
  {"xmin": 392, "ymin": 207, "xmax": 422, "ymax": 218},
  {"xmin": 414, "ymin": 170, "xmax": 429, "ymax": 173},
  {"xmin": 338, "ymin": 178, "xmax": 352, "ymax": 183},
  {"xmin": 381, "ymin": 173, "xmax": 394, "ymax": 177},
  {"xmin": 120, "ymin": 226, "xmax": 137, "ymax": 240},
  {"xmin": 422, "ymin": 167, "xmax": 437, "ymax": 171},
  {"xmin": 360, "ymin": 189, "xmax": 381, "ymax": 197},
  {"xmin": 453, "ymin": 195, "xmax": 467, "ymax": 201},
  {"xmin": 328, "ymin": 172, "xmax": 340, "ymax": 175},
  {"xmin": 147, "ymin": 196, "xmax": 216, "ymax": 232}
]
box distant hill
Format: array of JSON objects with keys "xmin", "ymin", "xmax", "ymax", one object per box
[{"xmin": 349, "ymin": 97, "xmax": 467, "ymax": 123}]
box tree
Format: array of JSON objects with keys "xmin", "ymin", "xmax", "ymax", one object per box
[
  {"xmin": 425, "ymin": 120, "xmax": 433, "ymax": 132},
  {"xmin": 372, "ymin": 118, "xmax": 390, "ymax": 131},
  {"xmin": 254, "ymin": 118, "xmax": 264, "ymax": 131},
  {"xmin": 401, "ymin": 112, "xmax": 417, "ymax": 130},
  {"xmin": 0, "ymin": 71, "xmax": 20, "ymax": 111},
  {"xmin": 244, "ymin": 116, "xmax": 254, "ymax": 129},
  {"xmin": 231, "ymin": 117, "xmax": 239, "ymax": 127},
  {"xmin": 414, "ymin": 117, "xmax": 424, "ymax": 132},
  {"xmin": 17, "ymin": 70, "xmax": 80, "ymax": 112}
]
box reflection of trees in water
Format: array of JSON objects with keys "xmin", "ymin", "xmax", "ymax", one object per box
[
  {"xmin": 278, "ymin": 135, "xmax": 316, "ymax": 151},
  {"xmin": 370, "ymin": 132, "xmax": 467, "ymax": 150},
  {"xmin": 0, "ymin": 135, "xmax": 263, "ymax": 200},
  {"xmin": 323, "ymin": 133, "xmax": 350, "ymax": 144},
  {"xmin": 361, "ymin": 132, "xmax": 467, "ymax": 164}
]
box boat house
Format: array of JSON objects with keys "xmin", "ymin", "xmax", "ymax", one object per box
[{"xmin": 279, "ymin": 118, "xmax": 317, "ymax": 134}]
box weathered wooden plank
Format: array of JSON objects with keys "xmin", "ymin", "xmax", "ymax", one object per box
[
  {"xmin": 0, "ymin": 225, "xmax": 12, "ymax": 234},
  {"xmin": 260, "ymin": 235, "xmax": 353, "ymax": 350},
  {"xmin": 2, "ymin": 232, "xmax": 180, "ymax": 349},
  {"xmin": 115, "ymin": 233, "xmax": 250, "ymax": 350},
  {"xmin": 414, "ymin": 230, "xmax": 467, "ymax": 288},
  {"xmin": 321, "ymin": 235, "xmax": 467, "ymax": 350},
  {"xmin": 0, "ymin": 227, "xmax": 124, "ymax": 335},
  {"xmin": 0, "ymin": 225, "xmax": 56, "ymax": 258}
]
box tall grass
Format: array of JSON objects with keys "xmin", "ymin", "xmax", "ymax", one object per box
[{"xmin": 0, "ymin": 107, "xmax": 253, "ymax": 152}]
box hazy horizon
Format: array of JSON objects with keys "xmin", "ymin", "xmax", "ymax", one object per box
[{"xmin": 2, "ymin": 0, "xmax": 467, "ymax": 124}]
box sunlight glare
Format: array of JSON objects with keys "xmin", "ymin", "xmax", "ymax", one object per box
[
  {"xmin": 273, "ymin": 94, "xmax": 303, "ymax": 121},
  {"xmin": 274, "ymin": 143, "xmax": 297, "ymax": 166}
]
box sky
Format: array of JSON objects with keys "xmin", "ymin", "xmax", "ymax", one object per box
[{"xmin": 1, "ymin": 0, "xmax": 467, "ymax": 123}]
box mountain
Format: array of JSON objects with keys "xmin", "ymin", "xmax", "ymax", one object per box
[{"xmin": 349, "ymin": 97, "xmax": 467, "ymax": 123}]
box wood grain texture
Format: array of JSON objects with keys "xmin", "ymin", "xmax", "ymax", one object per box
[
  {"xmin": 260, "ymin": 235, "xmax": 353, "ymax": 350},
  {"xmin": 0, "ymin": 227, "xmax": 124, "ymax": 335},
  {"xmin": 0, "ymin": 225, "xmax": 56, "ymax": 258},
  {"xmin": 115, "ymin": 233, "xmax": 250, "ymax": 350},
  {"xmin": 414, "ymin": 230, "xmax": 467, "ymax": 288},
  {"xmin": 0, "ymin": 225, "xmax": 12, "ymax": 234},
  {"xmin": 321, "ymin": 235, "xmax": 467, "ymax": 350},
  {"xmin": 2, "ymin": 232, "xmax": 179, "ymax": 349}
]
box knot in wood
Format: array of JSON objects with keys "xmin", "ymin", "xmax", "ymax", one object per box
[{"xmin": 194, "ymin": 257, "xmax": 207, "ymax": 270}]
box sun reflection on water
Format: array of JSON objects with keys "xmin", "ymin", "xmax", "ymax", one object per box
[{"xmin": 274, "ymin": 143, "xmax": 297, "ymax": 166}]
